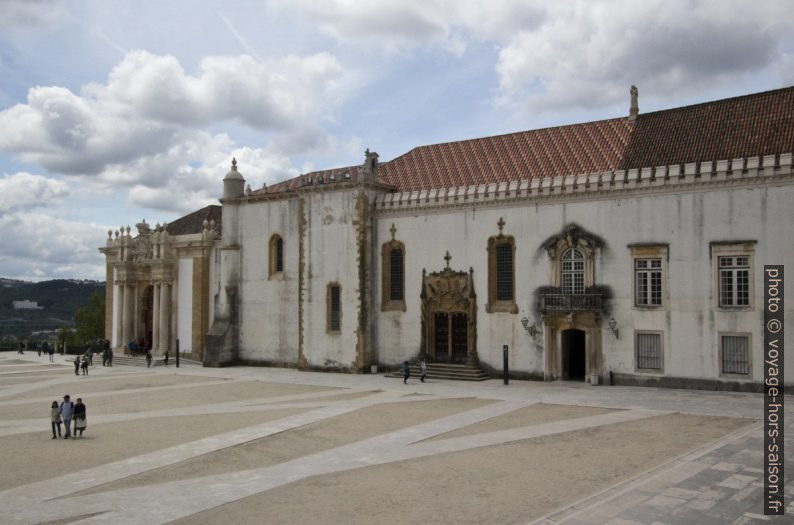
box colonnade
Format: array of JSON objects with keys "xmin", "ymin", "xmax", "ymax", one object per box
[{"xmin": 114, "ymin": 279, "xmax": 171, "ymax": 354}]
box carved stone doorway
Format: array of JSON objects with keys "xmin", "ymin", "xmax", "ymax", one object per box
[
  {"xmin": 421, "ymin": 266, "xmax": 478, "ymax": 366},
  {"xmin": 561, "ymin": 329, "xmax": 586, "ymax": 380}
]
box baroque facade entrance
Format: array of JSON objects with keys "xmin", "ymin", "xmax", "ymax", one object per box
[{"xmin": 420, "ymin": 260, "xmax": 478, "ymax": 366}]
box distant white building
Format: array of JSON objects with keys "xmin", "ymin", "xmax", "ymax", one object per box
[
  {"xmin": 12, "ymin": 300, "xmax": 43, "ymax": 310},
  {"xmin": 100, "ymin": 86, "xmax": 794, "ymax": 392}
]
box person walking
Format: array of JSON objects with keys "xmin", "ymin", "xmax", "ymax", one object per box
[
  {"xmin": 48, "ymin": 343, "xmax": 54, "ymax": 363},
  {"xmin": 73, "ymin": 398, "xmax": 87, "ymax": 438},
  {"xmin": 59, "ymin": 395, "xmax": 74, "ymax": 439},
  {"xmin": 146, "ymin": 351, "xmax": 152, "ymax": 368},
  {"xmin": 163, "ymin": 350, "xmax": 169, "ymax": 366},
  {"xmin": 50, "ymin": 401, "xmax": 62, "ymax": 439},
  {"xmin": 80, "ymin": 355, "xmax": 89, "ymax": 375},
  {"xmin": 73, "ymin": 356, "xmax": 80, "ymax": 376},
  {"xmin": 108, "ymin": 347, "xmax": 113, "ymax": 366},
  {"xmin": 37, "ymin": 343, "xmax": 42, "ymax": 357},
  {"xmin": 402, "ymin": 361, "xmax": 410, "ymax": 384},
  {"xmin": 420, "ymin": 358, "xmax": 427, "ymax": 383}
]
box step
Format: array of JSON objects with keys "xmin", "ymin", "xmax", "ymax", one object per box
[{"xmin": 388, "ymin": 363, "xmax": 490, "ymax": 381}]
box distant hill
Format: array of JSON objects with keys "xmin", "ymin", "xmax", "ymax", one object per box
[{"xmin": 0, "ymin": 279, "xmax": 105, "ymax": 340}]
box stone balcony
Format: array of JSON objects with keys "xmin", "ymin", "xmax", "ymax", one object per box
[{"xmin": 538, "ymin": 293, "xmax": 605, "ymax": 313}]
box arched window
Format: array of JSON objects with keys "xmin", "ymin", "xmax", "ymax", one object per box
[
  {"xmin": 381, "ymin": 225, "xmax": 406, "ymax": 311},
  {"xmin": 269, "ymin": 235, "xmax": 283, "ymax": 277},
  {"xmin": 561, "ymin": 248, "xmax": 585, "ymax": 295}
]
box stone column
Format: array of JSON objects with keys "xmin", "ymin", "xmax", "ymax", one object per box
[
  {"xmin": 122, "ymin": 283, "xmax": 135, "ymax": 349},
  {"xmin": 159, "ymin": 282, "xmax": 171, "ymax": 353},
  {"xmin": 152, "ymin": 283, "xmax": 160, "ymax": 353},
  {"xmin": 114, "ymin": 281, "xmax": 124, "ymax": 348}
]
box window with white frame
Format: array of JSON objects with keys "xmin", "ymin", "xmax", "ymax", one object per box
[
  {"xmin": 635, "ymin": 259, "xmax": 662, "ymax": 306},
  {"xmin": 719, "ymin": 256, "xmax": 750, "ymax": 307},
  {"xmin": 720, "ymin": 334, "xmax": 750, "ymax": 375},
  {"xmin": 561, "ymin": 248, "xmax": 585, "ymax": 295},
  {"xmin": 636, "ymin": 332, "xmax": 663, "ymax": 370}
]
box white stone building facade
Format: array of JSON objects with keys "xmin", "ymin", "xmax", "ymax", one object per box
[{"xmin": 100, "ymin": 86, "xmax": 794, "ymax": 391}]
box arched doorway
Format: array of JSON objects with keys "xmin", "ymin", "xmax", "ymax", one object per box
[{"xmin": 561, "ymin": 329, "xmax": 586, "ymax": 380}]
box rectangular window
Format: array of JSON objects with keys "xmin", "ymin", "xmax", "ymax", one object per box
[
  {"xmin": 328, "ymin": 284, "xmax": 341, "ymax": 332},
  {"xmin": 389, "ymin": 249, "xmax": 404, "ymax": 301},
  {"xmin": 721, "ymin": 335, "xmax": 750, "ymax": 375},
  {"xmin": 719, "ymin": 256, "xmax": 750, "ymax": 306},
  {"xmin": 635, "ymin": 259, "xmax": 662, "ymax": 306},
  {"xmin": 636, "ymin": 332, "xmax": 662, "ymax": 370},
  {"xmin": 495, "ymin": 243, "xmax": 513, "ymax": 301}
]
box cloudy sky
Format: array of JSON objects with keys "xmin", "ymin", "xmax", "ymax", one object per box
[{"xmin": 0, "ymin": 0, "xmax": 792, "ymax": 281}]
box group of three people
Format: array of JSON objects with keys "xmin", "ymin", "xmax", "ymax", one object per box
[{"xmin": 50, "ymin": 394, "xmax": 87, "ymax": 439}]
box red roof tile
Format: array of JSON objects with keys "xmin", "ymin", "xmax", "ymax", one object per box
[{"xmin": 264, "ymin": 86, "xmax": 794, "ymax": 193}]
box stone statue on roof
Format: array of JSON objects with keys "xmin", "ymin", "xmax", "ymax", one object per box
[{"xmin": 363, "ymin": 148, "xmax": 379, "ymax": 179}]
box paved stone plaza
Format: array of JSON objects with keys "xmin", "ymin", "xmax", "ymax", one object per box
[{"xmin": 0, "ymin": 354, "xmax": 791, "ymax": 524}]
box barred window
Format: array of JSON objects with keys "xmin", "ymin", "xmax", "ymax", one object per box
[
  {"xmin": 561, "ymin": 249, "xmax": 585, "ymax": 295},
  {"xmin": 389, "ymin": 248, "xmax": 404, "ymax": 301},
  {"xmin": 635, "ymin": 259, "xmax": 662, "ymax": 306},
  {"xmin": 636, "ymin": 332, "xmax": 662, "ymax": 370},
  {"xmin": 495, "ymin": 243, "xmax": 513, "ymax": 301},
  {"xmin": 275, "ymin": 238, "xmax": 283, "ymax": 272},
  {"xmin": 328, "ymin": 284, "xmax": 341, "ymax": 332},
  {"xmin": 719, "ymin": 256, "xmax": 749, "ymax": 307},
  {"xmin": 721, "ymin": 335, "xmax": 750, "ymax": 374}
]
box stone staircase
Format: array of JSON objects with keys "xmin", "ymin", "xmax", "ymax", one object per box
[
  {"xmin": 389, "ymin": 362, "xmax": 490, "ymax": 382},
  {"xmin": 110, "ymin": 355, "xmax": 168, "ymax": 367}
]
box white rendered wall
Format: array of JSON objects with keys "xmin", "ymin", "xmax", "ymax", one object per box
[
  {"xmin": 237, "ymin": 198, "xmax": 300, "ymax": 364},
  {"xmin": 177, "ymin": 258, "xmax": 193, "ymax": 353},
  {"xmin": 375, "ymin": 183, "xmax": 794, "ymax": 384}
]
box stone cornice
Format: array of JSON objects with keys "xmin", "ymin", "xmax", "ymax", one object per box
[
  {"xmin": 228, "ymin": 179, "xmax": 397, "ymax": 205},
  {"xmin": 373, "ymin": 153, "xmax": 793, "ymax": 217}
]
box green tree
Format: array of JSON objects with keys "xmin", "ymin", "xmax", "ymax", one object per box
[{"xmin": 74, "ymin": 292, "xmax": 105, "ymax": 345}]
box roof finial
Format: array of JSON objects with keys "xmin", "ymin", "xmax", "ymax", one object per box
[
  {"xmin": 231, "ymin": 157, "xmax": 237, "ymax": 170},
  {"xmin": 444, "ymin": 250, "xmax": 451, "ymax": 269},
  {"xmin": 497, "ymin": 217, "xmax": 505, "ymax": 234},
  {"xmin": 629, "ymin": 85, "xmax": 639, "ymax": 121}
]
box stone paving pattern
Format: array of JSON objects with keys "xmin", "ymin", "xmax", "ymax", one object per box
[{"xmin": 0, "ymin": 353, "xmax": 791, "ymax": 524}]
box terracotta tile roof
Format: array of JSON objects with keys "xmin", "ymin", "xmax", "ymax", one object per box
[
  {"xmin": 166, "ymin": 205, "xmax": 222, "ymax": 236},
  {"xmin": 263, "ymin": 86, "xmax": 794, "ymax": 193},
  {"xmin": 620, "ymin": 86, "xmax": 794, "ymax": 169}
]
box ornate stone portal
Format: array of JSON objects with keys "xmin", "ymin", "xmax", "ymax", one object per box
[{"xmin": 420, "ymin": 253, "xmax": 478, "ymax": 365}]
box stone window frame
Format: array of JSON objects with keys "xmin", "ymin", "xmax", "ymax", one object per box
[
  {"xmin": 718, "ymin": 331, "xmax": 752, "ymax": 378},
  {"xmin": 629, "ymin": 244, "xmax": 668, "ymax": 310},
  {"xmin": 381, "ymin": 239, "xmax": 406, "ymax": 312},
  {"xmin": 545, "ymin": 229, "xmax": 598, "ymax": 290},
  {"xmin": 710, "ymin": 242, "xmax": 755, "ymax": 311},
  {"xmin": 268, "ymin": 234, "xmax": 284, "ymax": 279},
  {"xmin": 327, "ymin": 282, "xmax": 342, "ymax": 334},
  {"xmin": 486, "ymin": 234, "xmax": 517, "ymax": 313},
  {"xmin": 634, "ymin": 330, "xmax": 664, "ymax": 373}
]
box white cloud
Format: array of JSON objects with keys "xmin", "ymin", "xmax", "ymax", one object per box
[
  {"xmin": 0, "ymin": 0, "xmax": 64, "ymax": 29},
  {"xmin": 0, "ymin": 212, "xmax": 108, "ymax": 280},
  {"xmin": 0, "ymin": 49, "xmax": 350, "ymax": 214},
  {"xmin": 0, "ymin": 172, "xmax": 68, "ymax": 215}
]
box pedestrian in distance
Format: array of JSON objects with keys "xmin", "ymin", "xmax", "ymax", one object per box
[
  {"xmin": 402, "ymin": 361, "xmax": 410, "ymax": 384},
  {"xmin": 108, "ymin": 348, "xmax": 113, "ymax": 367},
  {"xmin": 59, "ymin": 395, "xmax": 73, "ymax": 439},
  {"xmin": 146, "ymin": 351, "xmax": 152, "ymax": 368},
  {"xmin": 163, "ymin": 350, "xmax": 169, "ymax": 366},
  {"xmin": 37, "ymin": 343, "xmax": 42, "ymax": 357},
  {"xmin": 50, "ymin": 401, "xmax": 62, "ymax": 439},
  {"xmin": 48, "ymin": 343, "xmax": 54, "ymax": 362},
  {"xmin": 73, "ymin": 356, "xmax": 80, "ymax": 376},
  {"xmin": 73, "ymin": 398, "xmax": 87, "ymax": 438},
  {"xmin": 18, "ymin": 342, "xmax": 23, "ymax": 354},
  {"xmin": 420, "ymin": 358, "xmax": 427, "ymax": 383},
  {"xmin": 80, "ymin": 355, "xmax": 89, "ymax": 375}
]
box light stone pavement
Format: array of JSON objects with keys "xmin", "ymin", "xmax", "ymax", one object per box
[{"xmin": 0, "ymin": 354, "xmax": 791, "ymax": 524}]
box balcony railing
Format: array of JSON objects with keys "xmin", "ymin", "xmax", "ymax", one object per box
[{"xmin": 539, "ymin": 293, "xmax": 605, "ymax": 313}]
